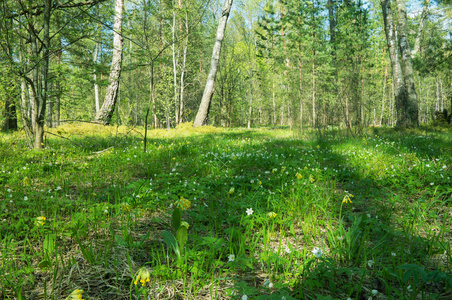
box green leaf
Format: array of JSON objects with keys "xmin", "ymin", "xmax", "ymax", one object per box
[
  {"xmin": 172, "ymin": 208, "xmax": 181, "ymax": 231},
  {"xmin": 37, "ymin": 260, "xmax": 52, "ymax": 269},
  {"xmin": 43, "ymin": 234, "xmax": 56, "ymax": 256},
  {"xmin": 162, "ymin": 230, "xmax": 180, "ymax": 258},
  {"xmin": 176, "ymin": 226, "xmax": 188, "ymax": 251}
]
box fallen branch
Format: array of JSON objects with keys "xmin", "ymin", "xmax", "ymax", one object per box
[
  {"xmin": 44, "ymin": 131, "xmax": 84, "ymax": 147},
  {"xmin": 92, "ymin": 146, "xmax": 114, "ymax": 154}
]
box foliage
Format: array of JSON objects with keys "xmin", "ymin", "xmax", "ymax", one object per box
[{"xmin": 0, "ymin": 125, "xmax": 451, "ymax": 299}]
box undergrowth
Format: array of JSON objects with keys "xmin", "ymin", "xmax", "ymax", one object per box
[{"xmin": 0, "ymin": 123, "xmax": 451, "ymax": 300}]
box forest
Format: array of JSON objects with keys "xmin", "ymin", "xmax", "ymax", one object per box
[
  {"xmin": 0, "ymin": 0, "xmax": 451, "ymax": 140},
  {"xmin": 0, "ymin": 0, "xmax": 452, "ymax": 299}
]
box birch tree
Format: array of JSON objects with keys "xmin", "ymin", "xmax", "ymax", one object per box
[
  {"xmin": 193, "ymin": 0, "xmax": 233, "ymax": 127},
  {"xmin": 380, "ymin": 0, "xmax": 418, "ymax": 127},
  {"xmin": 95, "ymin": 0, "xmax": 124, "ymax": 125}
]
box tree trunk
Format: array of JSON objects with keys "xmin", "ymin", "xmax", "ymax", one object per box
[
  {"xmin": 412, "ymin": 0, "xmax": 429, "ymax": 56},
  {"xmin": 380, "ymin": 0, "xmax": 407, "ymax": 128},
  {"xmin": 95, "ymin": 0, "xmax": 124, "ymax": 125},
  {"xmin": 311, "ymin": 0, "xmax": 317, "ymax": 128},
  {"xmin": 299, "ymin": 58, "xmax": 303, "ymax": 132},
  {"xmin": 94, "ymin": 42, "xmax": 100, "ymax": 112},
  {"xmin": 179, "ymin": 12, "xmax": 188, "ymax": 124},
  {"xmin": 2, "ymin": 90, "xmax": 18, "ymax": 131},
  {"xmin": 380, "ymin": 62, "xmax": 387, "ymax": 126},
  {"xmin": 272, "ymin": 55, "xmax": 276, "ymax": 128},
  {"xmin": 193, "ymin": 0, "xmax": 233, "ymax": 127},
  {"xmin": 396, "ymin": 0, "xmax": 418, "ymax": 127},
  {"xmin": 172, "ymin": 1, "xmax": 179, "ymax": 125},
  {"xmin": 30, "ymin": 0, "xmax": 52, "ymax": 149}
]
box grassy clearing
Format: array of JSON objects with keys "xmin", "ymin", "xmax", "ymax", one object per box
[{"xmin": 0, "ymin": 123, "xmax": 451, "ymax": 300}]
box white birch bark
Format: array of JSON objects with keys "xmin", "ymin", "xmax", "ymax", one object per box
[
  {"xmin": 193, "ymin": 0, "xmax": 233, "ymax": 127},
  {"xmin": 95, "ymin": 0, "xmax": 124, "ymax": 125},
  {"xmin": 93, "ymin": 42, "xmax": 100, "ymax": 112},
  {"xmin": 412, "ymin": 0, "xmax": 429, "ymax": 56},
  {"xmin": 396, "ymin": 0, "xmax": 418, "ymax": 126},
  {"xmin": 172, "ymin": 1, "xmax": 179, "ymax": 125},
  {"xmin": 179, "ymin": 13, "xmax": 188, "ymax": 123}
]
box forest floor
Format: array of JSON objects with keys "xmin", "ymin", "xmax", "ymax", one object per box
[{"xmin": 0, "ymin": 123, "xmax": 451, "ymax": 300}]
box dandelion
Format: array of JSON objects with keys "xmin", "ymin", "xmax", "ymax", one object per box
[
  {"xmin": 246, "ymin": 208, "xmax": 254, "ymax": 216},
  {"xmin": 66, "ymin": 289, "xmax": 84, "ymax": 300},
  {"xmin": 35, "ymin": 216, "xmax": 46, "ymax": 226},
  {"xmin": 268, "ymin": 212, "xmax": 277, "ymax": 218},
  {"xmin": 228, "ymin": 254, "xmax": 235, "ymax": 262},
  {"xmin": 228, "ymin": 187, "xmax": 235, "ymax": 194},
  {"xmin": 175, "ymin": 196, "xmax": 191, "ymax": 210},
  {"xmin": 312, "ymin": 247, "xmax": 322, "ymax": 258},
  {"xmin": 295, "ymin": 172, "xmax": 302, "ymax": 179}
]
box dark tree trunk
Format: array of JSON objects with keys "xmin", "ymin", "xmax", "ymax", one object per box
[{"xmin": 2, "ymin": 95, "xmax": 18, "ymax": 131}]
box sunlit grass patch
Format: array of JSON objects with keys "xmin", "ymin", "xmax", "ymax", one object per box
[{"xmin": 0, "ymin": 126, "xmax": 451, "ymax": 299}]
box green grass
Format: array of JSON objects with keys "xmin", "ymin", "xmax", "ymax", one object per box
[{"xmin": 0, "ymin": 123, "xmax": 451, "ymax": 299}]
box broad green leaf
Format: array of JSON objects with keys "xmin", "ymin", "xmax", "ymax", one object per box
[
  {"xmin": 43, "ymin": 234, "xmax": 56, "ymax": 256},
  {"xmin": 162, "ymin": 230, "xmax": 180, "ymax": 258},
  {"xmin": 172, "ymin": 208, "xmax": 181, "ymax": 231},
  {"xmin": 176, "ymin": 226, "xmax": 188, "ymax": 251},
  {"xmin": 38, "ymin": 260, "xmax": 52, "ymax": 269}
]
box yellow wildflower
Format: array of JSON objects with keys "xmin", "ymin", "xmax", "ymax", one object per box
[
  {"xmin": 35, "ymin": 216, "xmax": 46, "ymax": 226},
  {"xmin": 121, "ymin": 203, "xmax": 131, "ymax": 212},
  {"xmin": 309, "ymin": 174, "xmax": 315, "ymax": 183},
  {"xmin": 268, "ymin": 212, "xmax": 277, "ymax": 218},
  {"xmin": 175, "ymin": 197, "xmax": 191, "ymax": 210},
  {"xmin": 342, "ymin": 193, "xmax": 354, "ymax": 204},
  {"xmin": 180, "ymin": 221, "xmax": 190, "ymax": 229},
  {"xmin": 66, "ymin": 289, "xmax": 84, "ymax": 300},
  {"xmin": 295, "ymin": 172, "xmax": 302, "ymax": 179},
  {"xmin": 281, "ymin": 166, "xmax": 286, "ymax": 174},
  {"xmin": 228, "ymin": 187, "xmax": 235, "ymax": 194},
  {"xmin": 23, "ymin": 177, "xmax": 31, "ymax": 187},
  {"xmin": 134, "ymin": 267, "xmax": 151, "ymax": 286}
]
